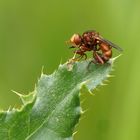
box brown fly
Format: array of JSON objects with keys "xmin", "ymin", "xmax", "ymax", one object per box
[{"xmin": 68, "ymin": 30, "xmax": 122, "ymax": 64}]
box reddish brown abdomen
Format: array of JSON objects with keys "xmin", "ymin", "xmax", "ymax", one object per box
[{"xmin": 100, "ymin": 43, "xmax": 112, "ymax": 61}]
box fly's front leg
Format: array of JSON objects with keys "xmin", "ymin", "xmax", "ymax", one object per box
[
  {"xmin": 72, "ymin": 49, "xmax": 87, "ymax": 61},
  {"xmin": 67, "ymin": 49, "xmax": 87, "ymax": 67}
]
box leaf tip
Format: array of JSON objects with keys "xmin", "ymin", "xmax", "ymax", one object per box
[
  {"xmin": 73, "ymin": 131, "xmax": 78, "ymax": 136},
  {"xmin": 109, "ymin": 54, "xmax": 122, "ymax": 64},
  {"xmin": 11, "ymin": 90, "xmax": 23, "ymax": 97},
  {"xmin": 81, "ymin": 108, "xmax": 89, "ymax": 114},
  {"xmin": 100, "ymin": 82, "xmax": 108, "ymax": 86},
  {"xmin": 41, "ymin": 65, "xmax": 44, "ymax": 76},
  {"xmin": 59, "ymin": 57, "xmax": 63, "ymax": 65},
  {"xmin": 89, "ymin": 91, "xmax": 95, "ymax": 96},
  {"xmin": 107, "ymin": 74, "xmax": 115, "ymax": 78},
  {"xmin": 7, "ymin": 106, "xmax": 12, "ymax": 112}
]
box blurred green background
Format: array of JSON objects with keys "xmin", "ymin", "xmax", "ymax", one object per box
[{"xmin": 0, "ymin": 0, "xmax": 139, "ymax": 140}]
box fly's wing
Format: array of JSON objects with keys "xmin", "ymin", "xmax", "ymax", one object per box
[
  {"xmin": 103, "ymin": 38, "xmax": 123, "ymax": 52},
  {"xmin": 95, "ymin": 35, "xmax": 123, "ymax": 52}
]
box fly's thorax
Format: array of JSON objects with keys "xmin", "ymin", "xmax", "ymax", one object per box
[{"xmin": 82, "ymin": 31, "xmax": 97, "ymax": 46}]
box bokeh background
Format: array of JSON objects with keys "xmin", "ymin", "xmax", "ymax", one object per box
[{"xmin": 0, "ymin": 0, "xmax": 139, "ymax": 140}]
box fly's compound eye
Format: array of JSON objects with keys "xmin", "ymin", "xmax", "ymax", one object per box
[{"xmin": 70, "ymin": 34, "xmax": 82, "ymax": 45}]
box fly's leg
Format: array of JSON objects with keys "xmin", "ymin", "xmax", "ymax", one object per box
[
  {"xmin": 67, "ymin": 49, "xmax": 87, "ymax": 69},
  {"xmin": 93, "ymin": 51, "xmax": 105, "ymax": 64},
  {"xmin": 87, "ymin": 51, "xmax": 104, "ymax": 69},
  {"xmin": 72, "ymin": 49, "xmax": 87, "ymax": 61},
  {"xmin": 67, "ymin": 49, "xmax": 87, "ymax": 67}
]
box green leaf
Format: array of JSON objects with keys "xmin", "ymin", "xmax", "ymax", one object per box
[{"xmin": 0, "ymin": 59, "xmax": 113, "ymax": 140}]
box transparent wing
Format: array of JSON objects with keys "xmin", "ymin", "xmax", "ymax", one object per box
[{"xmin": 95, "ymin": 35, "xmax": 123, "ymax": 52}]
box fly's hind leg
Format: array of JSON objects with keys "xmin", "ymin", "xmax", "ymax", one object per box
[
  {"xmin": 87, "ymin": 51, "xmax": 105, "ymax": 69},
  {"xmin": 93, "ymin": 51, "xmax": 105, "ymax": 64}
]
